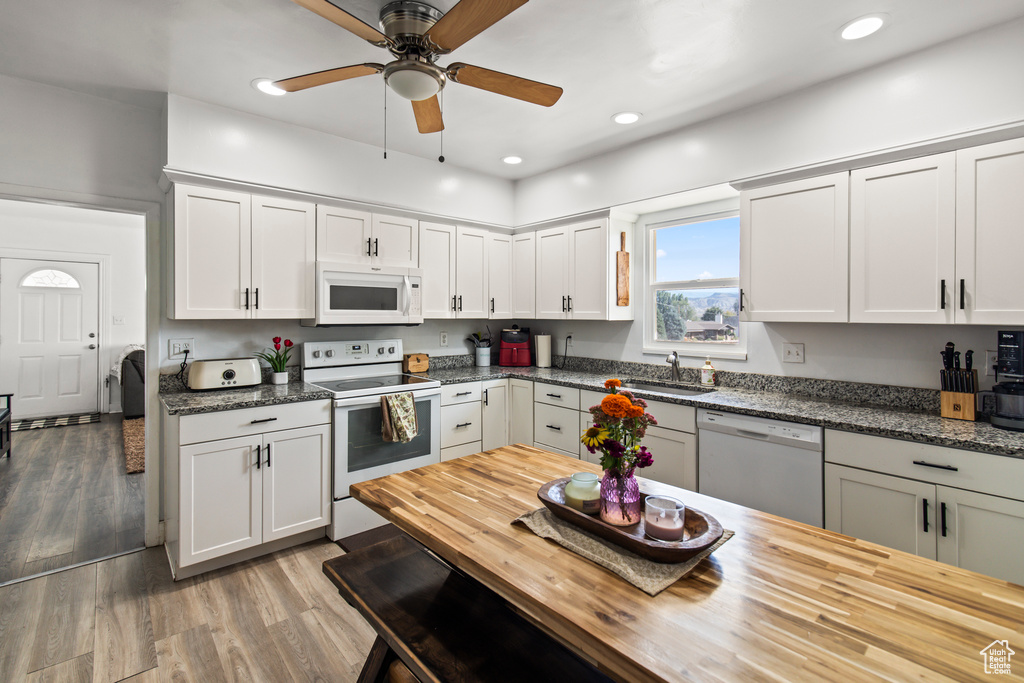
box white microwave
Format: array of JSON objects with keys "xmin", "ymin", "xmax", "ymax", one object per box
[{"xmin": 304, "ymin": 262, "xmax": 423, "ymax": 326}]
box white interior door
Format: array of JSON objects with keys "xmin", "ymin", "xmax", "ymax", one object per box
[{"xmin": 0, "ymin": 258, "xmax": 99, "ymax": 418}]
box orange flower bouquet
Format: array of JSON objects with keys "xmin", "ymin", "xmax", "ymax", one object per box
[{"xmin": 580, "ymin": 378, "xmax": 657, "ymax": 525}]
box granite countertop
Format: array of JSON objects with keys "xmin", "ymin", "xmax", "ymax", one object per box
[
  {"xmin": 420, "ymin": 366, "xmax": 1024, "ymax": 458},
  {"xmin": 160, "ymin": 380, "xmax": 332, "ymax": 416}
]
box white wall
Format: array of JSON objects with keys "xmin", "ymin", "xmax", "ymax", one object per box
[
  {"xmin": 0, "ymin": 199, "xmax": 147, "ymax": 411},
  {"xmin": 514, "ymin": 17, "xmax": 1024, "ymax": 226},
  {"xmin": 165, "ymin": 95, "xmax": 515, "ymax": 227}
]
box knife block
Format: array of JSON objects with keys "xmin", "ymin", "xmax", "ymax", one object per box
[{"xmin": 941, "ymin": 391, "xmax": 976, "ymax": 421}]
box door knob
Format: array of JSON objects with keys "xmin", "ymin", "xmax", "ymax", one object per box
[
  {"xmin": 88, "ymin": 344, "xmax": 97, "ymax": 350},
  {"xmin": 88, "ymin": 332, "xmax": 96, "ymax": 338}
]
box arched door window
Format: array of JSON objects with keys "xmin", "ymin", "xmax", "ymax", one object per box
[{"xmin": 20, "ymin": 269, "xmax": 81, "ymax": 288}]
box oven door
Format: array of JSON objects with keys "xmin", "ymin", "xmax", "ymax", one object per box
[{"xmin": 333, "ymin": 388, "xmax": 440, "ymax": 499}]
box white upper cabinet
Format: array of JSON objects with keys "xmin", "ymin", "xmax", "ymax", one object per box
[
  {"xmin": 955, "ymin": 137, "xmax": 1024, "ymax": 325},
  {"xmin": 512, "ymin": 232, "xmax": 536, "ymax": 319},
  {"xmin": 740, "ymin": 173, "xmax": 850, "ymax": 322},
  {"xmin": 487, "ymin": 233, "xmax": 513, "ymax": 319},
  {"xmin": 316, "ymin": 205, "xmax": 418, "ymax": 268},
  {"xmin": 251, "ymin": 195, "xmax": 316, "ymax": 319},
  {"xmin": 849, "ymin": 154, "xmax": 956, "ymax": 323},
  {"xmin": 171, "ymin": 184, "xmax": 314, "ymax": 320},
  {"xmin": 417, "ymin": 223, "xmax": 489, "ymax": 319},
  {"xmin": 535, "ymin": 218, "xmax": 632, "ymax": 321}
]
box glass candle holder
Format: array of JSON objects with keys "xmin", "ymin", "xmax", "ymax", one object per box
[
  {"xmin": 644, "ymin": 495, "xmax": 686, "ymax": 542},
  {"xmin": 564, "ymin": 472, "xmax": 601, "ymax": 514}
]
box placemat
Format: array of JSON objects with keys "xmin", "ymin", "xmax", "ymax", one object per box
[{"xmin": 513, "ymin": 507, "xmax": 734, "ymax": 596}]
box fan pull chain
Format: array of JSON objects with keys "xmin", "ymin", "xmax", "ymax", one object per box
[
  {"xmin": 438, "ymin": 90, "xmax": 445, "ymax": 163},
  {"xmin": 383, "ymin": 82, "xmax": 388, "ymax": 160}
]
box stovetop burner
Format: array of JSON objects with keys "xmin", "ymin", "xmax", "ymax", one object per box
[{"xmin": 312, "ymin": 374, "xmax": 435, "ymax": 396}]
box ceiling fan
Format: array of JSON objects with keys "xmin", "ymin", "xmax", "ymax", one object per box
[{"xmin": 275, "ymin": 0, "xmax": 563, "ymax": 134}]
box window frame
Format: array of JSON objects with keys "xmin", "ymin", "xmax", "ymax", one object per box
[{"xmin": 643, "ymin": 206, "xmax": 747, "ymax": 360}]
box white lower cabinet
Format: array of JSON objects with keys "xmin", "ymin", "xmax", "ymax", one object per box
[
  {"xmin": 824, "ymin": 430, "xmax": 1024, "ymax": 584},
  {"xmin": 509, "ymin": 379, "xmax": 534, "ymax": 446},
  {"xmin": 440, "ymin": 380, "xmax": 509, "ymax": 459},
  {"xmin": 481, "ymin": 379, "xmax": 508, "ymax": 451},
  {"xmin": 164, "ymin": 400, "xmax": 332, "ymax": 578}
]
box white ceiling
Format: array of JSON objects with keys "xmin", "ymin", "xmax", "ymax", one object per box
[{"xmin": 3, "ymin": 0, "xmax": 1024, "ymax": 180}]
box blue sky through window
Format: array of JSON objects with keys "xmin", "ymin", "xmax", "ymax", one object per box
[{"xmin": 654, "ymin": 216, "xmax": 739, "ymax": 282}]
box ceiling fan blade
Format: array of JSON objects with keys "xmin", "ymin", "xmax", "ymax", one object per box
[
  {"xmin": 425, "ymin": 0, "xmax": 528, "ymax": 52},
  {"xmin": 447, "ymin": 63, "xmax": 562, "ymax": 107},
  {"xmin": 274, "ymin": 64, "xmax": 383, "ymax": 92},
  {"xmin": 291, "ymin": 0, "xmax": 391, "ymax": 47},
  {"xmin": 412, "ymin": 96, "xmax": 444, "ymax": 134}
]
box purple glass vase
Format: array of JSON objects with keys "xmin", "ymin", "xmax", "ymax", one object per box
[{"xmin": 599, "ymin": 468, "xmax": 642, "ymax": 526}]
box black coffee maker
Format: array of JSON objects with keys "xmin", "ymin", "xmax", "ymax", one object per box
[{"xmin": 979, "ymin": 331, "xmax": 1024, "ymax": 431}]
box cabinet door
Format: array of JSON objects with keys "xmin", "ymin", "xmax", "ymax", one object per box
[
  {"xmin": 580, "ymin": 412, "xmax": 600, "ymax": 465},
  {"xmin": 251, "ymin": 195, "xmax": 316, "ymax": 319},
  {"xmin": 172, "ymin": 184, "xmax": 251, "ymax": 319},
  {"xmin": 568, "ymin": 220, "xmax": 608, "ymax": 320},
  {"xmin": 315, "ymin": 205, "xmax": 372, "ymax": 264},
  {"xmin": 640, "ymin": 425, "xmax": 697, "ymax": 491},
  {"xmin": 849, "ymin": 154, "xmax": 956, "ymax": 323},
  {"xmin": 740, "ymin": 173, "xmax": 849, "ymax": 322},
  {"xmin": 824, "ymin": 464, "xmax": 936, "ymax": 559},
  {"xmin": 418, "ymin": 222, "xmax": 456, "ymax": 318},
  {"xmin": 509, "ymin": 379, "xmax": 534, "ymax": 446},
  {"xmin": 179, "ymin": 435, "xmax": 262, "ymax": 566},
  {"xmin": 536, "ymin": 227, "xmax": 569, "ymax": 319},
  {"xmin": 534, "ymin": 403, "xmax": 580, "ymax": 454},
  {"xmin": 512, "ymin": 232, "xmax": 536, "ymax": 318},
  {"xmin": 481, "ymin": 379, "xmax": 508, "ymax": 451},
  {"xmin": 936, "ymin": 486, "xmax": 1024, "ymax": 585},
  {"xmin": 455, "ymin": 227, "xmax": 489, "ymax": 318},
  {"xmin": 955, "ymin": 138, "xmax": 1024, "ymax": 324},
  {"xmin": 262, "ymin": 424, "xmax": 331, "ymax": 543},
  {"xmin": 487, "ymin": 233, "xmax": 513, "ymax": 318},
  {"xmin": 372, "ymin": 214, "xmax": 418, "ymax": 268}
]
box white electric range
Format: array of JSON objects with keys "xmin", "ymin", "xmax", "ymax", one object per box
[{"xmin": 302, "ymin": 339, "xmax": 440, "ymax": 540}]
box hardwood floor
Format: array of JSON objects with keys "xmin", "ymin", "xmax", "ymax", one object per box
[
  {"xmin": 0, "ymin": 540, "xmax": 375, "ymax": 682},
  {"xmin": 0, "ymin": 415, "xmax": 145, "ymax": 585}
]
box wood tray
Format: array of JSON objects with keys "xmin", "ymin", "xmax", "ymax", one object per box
[{"xmin": 537, "ymin": 478, "xmax": 724, "ymax": 564}]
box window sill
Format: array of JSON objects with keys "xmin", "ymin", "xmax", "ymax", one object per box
[{"xmin": 642, "ymin": 347, "xmax": 748, "ymax": 361}]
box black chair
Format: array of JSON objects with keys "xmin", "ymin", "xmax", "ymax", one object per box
[
  {"xmin": 0, "ymin": 393, "xmax": 12, "ymax": 458},
  {"xmin": 121, "ymin": 350, "xmax": 145, "ymax": 419}
]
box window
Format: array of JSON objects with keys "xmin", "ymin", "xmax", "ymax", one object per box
[
  {"xmin": 646, "ymin": 212, "xmax": 744, "ymax": 359},
  {"xmin": 20, "ymin": 269, "xmax": 81, "ymax": 288}
]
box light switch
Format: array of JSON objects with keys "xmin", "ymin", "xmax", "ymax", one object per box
[{"xmin": 783, "ymin": 343, "xmax": 805, "ymax": 363}]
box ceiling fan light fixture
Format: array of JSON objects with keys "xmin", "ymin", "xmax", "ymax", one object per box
[
  {"xmin": 840, "ymin": 15, "xmax": 887, "ymax": 40},
  {"xmin": 502, "ymin": 155, "xmax": 523, "ymax": 165},
  {"xmin": 612, "ymin": 111, "xmax": 642, "ymax": 125},
  {"xmin": 252, "ymin": 78, "xmax": 286, "ymax": 96},
  {"xmin": 383, "ymin": 61, "xmax": 445, "ymax": 101}
]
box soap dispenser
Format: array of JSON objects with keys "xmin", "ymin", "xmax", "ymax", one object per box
[{"xmin": 701, "ymin": 356, "xmax": 717, "ymax": 386}]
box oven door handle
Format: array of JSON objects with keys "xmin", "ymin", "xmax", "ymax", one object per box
[{"xmin": 332, "ymin": 388, "xmax": 441, "ymax": 408}]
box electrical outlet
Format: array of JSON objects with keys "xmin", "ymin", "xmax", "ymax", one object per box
[
  {"xmin": 439, "ymin": 331, "xmax": 448, "ymax": 347},
  {"xmin": 986, "ymin": 350, "xmax": 998, "ymax": 376},
  {"xmin": 169, "ymin": 338, "xmax": 195, "ymax": 359},
  {"xmin": 783, "ymin": 342, "xmax": 805, "ymax": 363},
  {"xmin": 566, "ymin": 335, "xmax": 574, "ymax": 347}
]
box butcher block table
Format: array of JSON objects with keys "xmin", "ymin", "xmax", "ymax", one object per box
[{"xmin": 347, "ymin": 445, "xmax": 1024, "ymax": 682}]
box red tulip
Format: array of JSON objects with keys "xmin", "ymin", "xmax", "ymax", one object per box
[
  {"xmin": 284, "ymin": 339, "xmax": 293, "ymax": 347},
  {"xmin": 272, "ymin": 336, "xmax": 282, "ymax": 344},
  {"xmin": 274, "ymin": 343, "xmax": 281, "ymax": 351}
]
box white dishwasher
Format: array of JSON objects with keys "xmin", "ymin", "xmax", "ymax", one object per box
[{"xmin": 697, "ymin": 409, "xmax": 823, "ymax": 527}]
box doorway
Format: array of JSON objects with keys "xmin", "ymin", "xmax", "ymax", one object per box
[{"xmin": 0, "ymin": 199, "xmax": 147, "ymax": 585}]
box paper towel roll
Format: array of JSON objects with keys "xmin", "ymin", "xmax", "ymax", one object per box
[{"xmin": 535, "ymin": 334, "xmax": 552, "ymax": 368}]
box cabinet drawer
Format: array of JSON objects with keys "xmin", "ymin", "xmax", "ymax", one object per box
[
  {"xmin": 824, "ymin": 430, "xmax": 1023, "ymax": 502},
  {"xmin": 179, "ymin": 400, "xmax": 331, "ymax": 446},
  {"xmin": 441, "ymin": 402, "xmax": 481, "ymax": 448},
  {"xmin": 441, "ymin": 441, "xmax": 483, "ymax": 462},
  {"xmin": 441, "ymin": 382, "xmax": 482, "ymax": 406},
  {"xmin": 534, "ymin": 382, "xmax": 579, "ymax": 409},
  {"xmin": 646, "ymin": 401, "xmax": 696, "ymax": 434},
  {"xmin": 534, "ymin": 403, "xmax": 580, "ymax": 453}
]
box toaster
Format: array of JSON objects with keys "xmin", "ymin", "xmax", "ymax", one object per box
[{"xmin": 187, "ymin": 358, "xmax": 262, "ymax": 390}]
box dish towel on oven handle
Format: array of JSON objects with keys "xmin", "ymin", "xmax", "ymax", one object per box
[{"xmin": 381, "ymin": 392, "xmax": 419, "ymax": 443}]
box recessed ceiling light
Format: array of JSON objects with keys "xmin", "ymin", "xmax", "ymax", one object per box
[
  {"xmin": 502, "ymin": 156, "xmax": 523, "ymax": 165},
  {"xmin": 252, "ymin": 78, "xmax": 286, "ymax": 96},
  {"xmin": 612, "ymin": 112, "xmax": 642, "ymax": 125},
  {"xmin": 840, "ymin": 15, "xmax": 886, "ymax": 40}
]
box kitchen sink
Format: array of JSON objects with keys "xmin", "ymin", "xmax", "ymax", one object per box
[{"xmin": 619, "ymin": 381, "xmax": 711, "ymax": 397}]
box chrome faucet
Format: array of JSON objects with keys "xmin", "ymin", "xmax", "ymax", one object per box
[{"xmin": 666, "ymin": 351, "xmax": 681, "ymax": 382}]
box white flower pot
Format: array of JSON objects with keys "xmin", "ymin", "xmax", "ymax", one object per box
[{"xmin": 270, "ymin": 371, "xmax": 288, "ymax": 385}]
